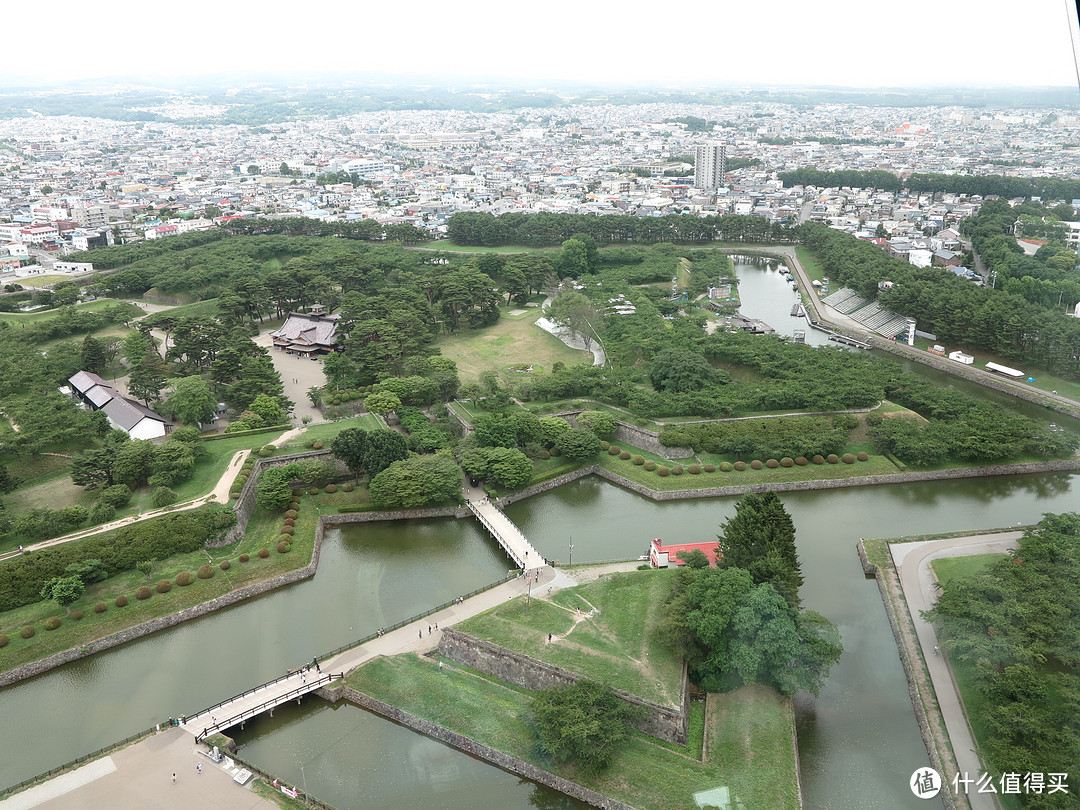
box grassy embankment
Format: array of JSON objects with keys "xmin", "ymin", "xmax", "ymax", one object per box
[
  {"xmin": 0, "ymin": 492, "xmax": 323, "ymax": 676},
  {"xmin": 347, "ymin": 570, "xmax": 799, "ymax": 810},
  {"xmin": 0, "ymin": 297, "xmax": 139, "ymax": 326}
]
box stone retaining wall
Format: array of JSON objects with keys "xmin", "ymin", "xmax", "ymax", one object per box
[
  {"xmin": 585, "ymin": 459, "xmax": 1080, "ymax": 502},
  {"xmin": 321, "ymin": 506, "xmax": 469, "ymax": 524},
  {"xmin": 551, "ymin": 409, "xmax": 691, "ymax": 459},
  {"xmin": 859, "ymin": 542, "xmax": 962, "ymax": 810},
  {"xmin": 324, "ymin": 684, "xmax": 637, "ymax": 810},
  {"xmin": 438, "ymin": 628, "xmax": 688, "ymax": 745}
]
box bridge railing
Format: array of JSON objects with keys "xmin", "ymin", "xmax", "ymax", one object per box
[
  {"xmin": 467, "ymin": 502, "xmax": 525, "ymax": 567},
  {"xmin": 315, "ymin": 572, "xmax": 516, "ymax": 663},
  {"xmin": 184, "ymin": 668, "xmax": 302, "ymax": 726},
  {"xmin": 195, "ymin": 672, "xmax": 343, "ymax": 743}
]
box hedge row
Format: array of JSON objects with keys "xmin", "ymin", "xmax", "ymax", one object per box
[
  {"xmin": 201, "ymin": 424, "xmax": 291, "ymax": 441},
  {"xmin": 0, "ymin": 505, "xmax": 237, "ymax": 612}
]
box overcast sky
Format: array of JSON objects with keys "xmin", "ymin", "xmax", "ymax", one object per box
[{"xmin": 6, "ymin": 0, "xmax": 1079, "ymax": 89}]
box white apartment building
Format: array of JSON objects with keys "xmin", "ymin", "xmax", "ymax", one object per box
[{"xmin": 694, "ymin": 142, "xmax": 727, "ymax": 190}]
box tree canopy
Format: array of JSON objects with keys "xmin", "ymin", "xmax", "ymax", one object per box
[{"xmin": 532, "ymin": 680, "xmax": 642, "ymax": 775}]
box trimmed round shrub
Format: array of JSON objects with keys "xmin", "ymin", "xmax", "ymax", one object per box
[
  {"xmin": 197, "ymin": 565, "xmax": 214, "ymax": 580},
  {"xmin": 238, "ymin": 554, "xmax": 250, "ymax": 563},
  {"xmin": 812, "ymin": 454, "xmax": 825, "ymax": 465},
  {"xmin": 600, "ymin": 441, "xmax": 610, "ymax": 451},
  {"xmin": 151, "ymin": 487, "xmax": 177, "ymax": 508},
  {"xmin": 704, "ymin": 464, "xmax": 716, "ymax": 472},
  {"xmin": 857, "ymin": 451, "xmax": 869, "ymax": 462},
  {"xmin": 277, "ymin": 541, "xmax": 291, "ymax": 554},
  {"xmin": 766, "ymin": 458, "xmax": 779, "ymax": 469},
  {"xmin": 827, "ymin": 454, "xmax": 839, "ymax": 464},
  {"xmin": 71, "ymin": 610, "xmax": 84, "ymax": 620},
  {"xmin": 671, "ymin": 465, "xmax": 683, "ymax": 475},
  {"xmin": 21, "ymin": 625, "xmax": 36, "ymax": 639},
  {"xmin": 325, "ymin": 483, "xmax": 338, "ymax": 493},
  {"xmin": 734, "ymin": 461, "xmax": 747, "ymax": 471},
  {"xmin": 135, "ymin": 585, "xmax": 152, "ymax": 600},
  {"xmin": 220, "ymin": 559, "xmax": 231, "ymax": 571},
  {"xmin": 720, "ymin": 462, "xmax": 733, "ymax": 472},
  {"xmin": 643, "ymin": 461, "xmax": 657, "ymax": 471},
  {"xmin": 539, "ymin": 450, "xmax": 550, "ymax": 460},
  {"xmin": 258, "ymin": 547, "xmax": 270, "ymax": 559},
  {"xmin": 278, "ymin": 534, "xmax": 293, "ymax": 546},
  {"xmin": 549, "ymin": 447, "xmax": 561, "ymax": 457},
  {"xmin": 230, "ymin": 490, "xmax": 241, "ymax": 500},
  {"xmin": 632, "ymin": 455, "xmax": 644, "ymax": 465},
  {"xmin": 292, "ymin": 488, "xmax": 304, "ymax": 497},
  {"xmin": 280, "ymin": 525, "xmax": 295, "ymax": 536},
  {"xmin": 289, "ymin": 501, "xmax": 301, "ymax": 511},
  {"xmin": 607, "ymin": 446, "xmax": 620, "ymax": 455},
  {"xmin": 308, "ymin": 487, "xmax": 320, "ymax": 495},
  {"xmin": 312, "ymin": 441, "xmax": 323, "ymax": 450},
  {"xmin": 657, "ymin": 466, "xmax": 670, "ymax": 477},
  {"xmin": 795, "ymin": 456, "xmax": 808, "ymax": 466},
  {"xmin": 750, "ymin": 460, "xmax": 763, "ymax": 470},
  {"xmin": 44, "ymin": 617, "xmax": 61, "ymax": 631},
  {"xmin": 780, "ymin": 457, "xmax": 794, "ymax": 467},
  {"xmin": 842, "ymin": 453, "xmax": 856, "ymax": 464},
  {"xmin": 0, "ymin": 635, "xmax": 8, "ymax": 648},
  {"xmin": 115, "ymin": 595, "xmax": 128, "ymax": 608},
  {"xmin": 259, "ymin": 445, "xmax": 276, "ymax": 457},
  {"xmin": 865, "ymin": 411, "xmax": 885, "ymax": 427},
  {"xmin": 283, "ymin": 517, "xmax": 295, "ymax": 527},
  {"xmin": 235, "ymin": 476, "xmax": 248, "ymax": 486},
  {"xmin": 619, "ymin": 450, "xmax": 631, "ymax": 460},
  {"xmin": 156, "ymin": 579, "xmax": 172, "ymax": 594},
  {"xmin": 688, "ymin": 464, "xmax": 701, "ymax": 475},
  {"xmin": 341, "ymin": 482, "xmax": 355, "ymax": 492},
  {"xmin": 176, "ymin": 571, "xmax": 193, "ymax": 586},
  {"xmin": 285, "ymin": 509, "xmax": 299, "ymax": 519},
  {"xmin": 94, "ymin": 602, "xmax": 107, "ymax": 614}
]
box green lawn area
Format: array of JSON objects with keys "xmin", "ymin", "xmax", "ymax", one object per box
[
  {"xmin": 0, "ymin": 297, "xmax": 138, "ymax": 326},
  {"xmin": 705, "ymin": 684, "xmax": 800, "ymax": 810},
  {"xmin": 10, "ymin": 274, "xmax": 69, "ymax": 288},
  {"xmin": 276, "ymin": 414, "xmax": 384, "ymax": 452},
  {"xmin": 930, "ymin": 554, "xmax": 1004, "ymax": 586},
  {"xmin": 347, "ymin": 653, "xmax": 797, "ymax": 810},
  {"xmin": 0, "ymin": 494, "xmax": 322, "ymax": 676},
  {"xmin": 415, "ymin": 243, "xmax": 560, "ymax": 254},
  {"xmin": 456, "ymin": 570, "xmax": 684, "ymax": 707},
  {"xmin": 794, "ymin": 247, "xmax": 825, "ymax": 282},
  {"xmin": 141, "ymin": 298, "xmax": 220, "ymax": 321},
  {"xmin": 436, "ymin": 308, "xmax": 592, "ymax": 384}
]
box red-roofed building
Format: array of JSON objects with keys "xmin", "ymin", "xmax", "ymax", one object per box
[{"xmin": 649, "ymin": 538, "xmax": 721, "ymax": 569}]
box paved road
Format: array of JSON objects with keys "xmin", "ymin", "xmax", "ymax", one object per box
[{"xmin": 892, "ymin": 532, "xmax": 1021, "ymax": 810}]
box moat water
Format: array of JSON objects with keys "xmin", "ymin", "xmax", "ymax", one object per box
[{"xmin": 1, "ymin": 257, "xmax": 1077, "ymax": 809}]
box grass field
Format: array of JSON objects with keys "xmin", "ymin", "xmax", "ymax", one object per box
[
  {"xmin": 141, "ymin": 298, "xmax": 221, "ymax": 321},
  {"xmin": 930, "ymin": 554, "xmax": 1004, "ymax": 586},
  {"xmin": 0, "ymin": 298, "xmax": 136, "ymax": 325},
  {"xmin": 348, "ymin": 653, "xmax": 799, "ymax": 810},
  {"xmin": 0, "ymin": 494, "xmax": 321, "ymax": 676},
  {"xmin": 436, "ymin": 306, "xmax": 592, "ymax": 383},
  {"xmin": 276, "ymin": 414, "xmax": 383, "ymax": 452},
  {"xmin": 705, "ymin": 685, "xmax": 800, "ymax": 810},
  {"xmin": 9, "ymin": 274, "xmax": 69, "ymax": 288},
  {"xmin": 457, "ymin": 570, "xmax": 684, "ymax": 706},
  {"xmin": 794, "ymin": 247, "xmax": 825, "ymax": 282}
]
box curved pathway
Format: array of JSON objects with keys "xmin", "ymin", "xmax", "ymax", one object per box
[{"xmin": 892, "ymin": 532, "xmax": 1021, "ymax": 810}]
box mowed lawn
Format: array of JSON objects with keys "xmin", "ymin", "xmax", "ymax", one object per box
[
  {"xmin": 436, "ymin": 307, "xmax": 592, "ymax": 383},
  {"xmin": 456, "ymin": 570, "xmax": 684, "ymax": 707},
  {"xmin": 348, "ymin": 653, "xmax": 799, "ymax": 810}
]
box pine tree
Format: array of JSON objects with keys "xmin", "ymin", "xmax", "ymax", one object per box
[{"xmin": 717, "ymin": 491, "xmax": 803, "ymax": 609}]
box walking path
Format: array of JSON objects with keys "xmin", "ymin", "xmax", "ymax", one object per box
[{"xmin": 892, "ymin": 532, "xmax": 1020, "ymax": 810}]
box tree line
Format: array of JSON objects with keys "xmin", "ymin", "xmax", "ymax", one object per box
[{"xmin": 778, "ymin": 167, "xmax": 1080, "ymax": 202}]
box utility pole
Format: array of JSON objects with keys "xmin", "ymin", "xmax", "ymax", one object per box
[{"xmin": 569, "ymin": 536, "xmax": 573, "ymax": 569}]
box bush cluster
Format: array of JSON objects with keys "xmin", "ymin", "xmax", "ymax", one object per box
[
  {"xmin": 156, "ymin": 579, "xmax": 172, "ymax": 594},
  {"xmin": 765, "ymin": 458, "xmax": 779, "ymax": 469},
  {"xmin": 197, "ymin": 565, "xmax": 214, "ymax": 580},
  {"xmin": 135, "ymin": 586, "xmax": 152, "ymax": 600},
  {"xmin": 219, "ymin": 560, "xmax": 231, "ymax": 571},
  {"xmin": 71, "ymin": 610, "xmax": 84, "ymax": 620},
  {"xmin": 0, "ymin": 504, "xmax": 234, "ymax": 612},
  {"xmin": 671, "ymin": 465, "xmax": 684, "ymax": 475},
  {"xmin": 827, "ymin": 454, "xmax": 839, "ymax": 464},
  {"xmin": 325, "ymin": 483, "xmax": 337, "ymax": 493},
  {"xmin": 0, "ymin": 635, "xmax": 8, "ymax": 648},
  {"xmin": 44, "ymin": 617, "xmax": 60, "ymax": 631},
  {"xmin": 734, "ymin": 461, "xmax": 747, "ymax": 471},
  {"xmin": 643, "ymin": 461, "xmax": 657, "ymax": 471},
  {"xmin": 857, "ymin": 451, "xmax": 869, "ymax": 461},
  {"xmin": 750, "ymin": 460, "xmax": 763, "ymax": 470},
  {"xmin": 277, "ymin": 541, "xmax": 291, "ymax": 554},
  {"xmin": 21, "ymin": 625, "xmax": 36, "ymax": 639},
  {"xmin": 94, "ymin": 602, "xmax": 107, "ymax": 614},
  {"xmin": 842, "ymin": 453, "xmax": 856, "ymax": 464},
  {"xmin": 176, "ymin": 571, "xmax": 193, "ymax": 586},
  {"xmin": 115, "ymin": 595, "xmax": 128, "ymax": 608},
  {"xmin": 703, "ymin": 464, "xmax": 715, "ymax": 472},
  {"xmin": 657, "ymin": 466, "xmax": 670, "ymax": 477},
  {"xmin": 341, "ymin": 482, "xmax": 355, "ymax": 492},
  {"xmin": 781, "ymin": 457, "xmax": 794, "ymax": 467},
  {"xmin": 258, "ymin": 548, "xmax": 270, "ymax": 559},
  {"xmin": 238, "ymin": 554, "xmax": 250, "ymax": 563}
]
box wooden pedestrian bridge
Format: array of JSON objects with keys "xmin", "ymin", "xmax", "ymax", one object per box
[
  {"xmin": 466, "ymin": 495, "xmax": 542, "ymax": 569},
  {"xmin": 181, "ymin": 669, "xmax": 343, "ymax": 743}
]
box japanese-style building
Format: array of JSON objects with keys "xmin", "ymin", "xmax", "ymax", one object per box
[
  {"xmin": 66, "ymin": 370, "xmax": 171, "ymax": 440},
  {"xmin": 269, "ymin": 303, "xmax": 340, "ymax": 358}
]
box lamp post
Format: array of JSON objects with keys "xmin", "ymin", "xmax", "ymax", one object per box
[
  {"xmin": 300, "ymin": 762, "xmax": 309, "ymax": 808},
  {"xmin": 569, "ymin": 536, "xmax": 573, "ymax": 569}
]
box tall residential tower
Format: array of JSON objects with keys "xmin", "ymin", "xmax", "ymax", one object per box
[{"xmin": 694, "ymin": 142, "xmax": 726, "ymax": 189}]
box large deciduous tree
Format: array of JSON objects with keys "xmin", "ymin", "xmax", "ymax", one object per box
[
  {"xmin": 167, "ymin": 375, "xmax": 218, "ymax": 426},
  {"xmin": 532, "ymin": 680, "xmax": 641, "ymax": 775},
  {"xmin": 369, "ymin": 455, "xmax": 461, "ymax": 509},
  {"xmin": 40, "ymin": 575, "xmax": 84, "ymax": 615}
]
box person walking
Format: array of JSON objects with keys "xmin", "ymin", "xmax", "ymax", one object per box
[
  {"xmin": 196, "ymin": 763, "xmax": 202, "ymax": 774},
  {"xmin": 172, "ymin": 773, "xmax": 177, "ymax": 784}
]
